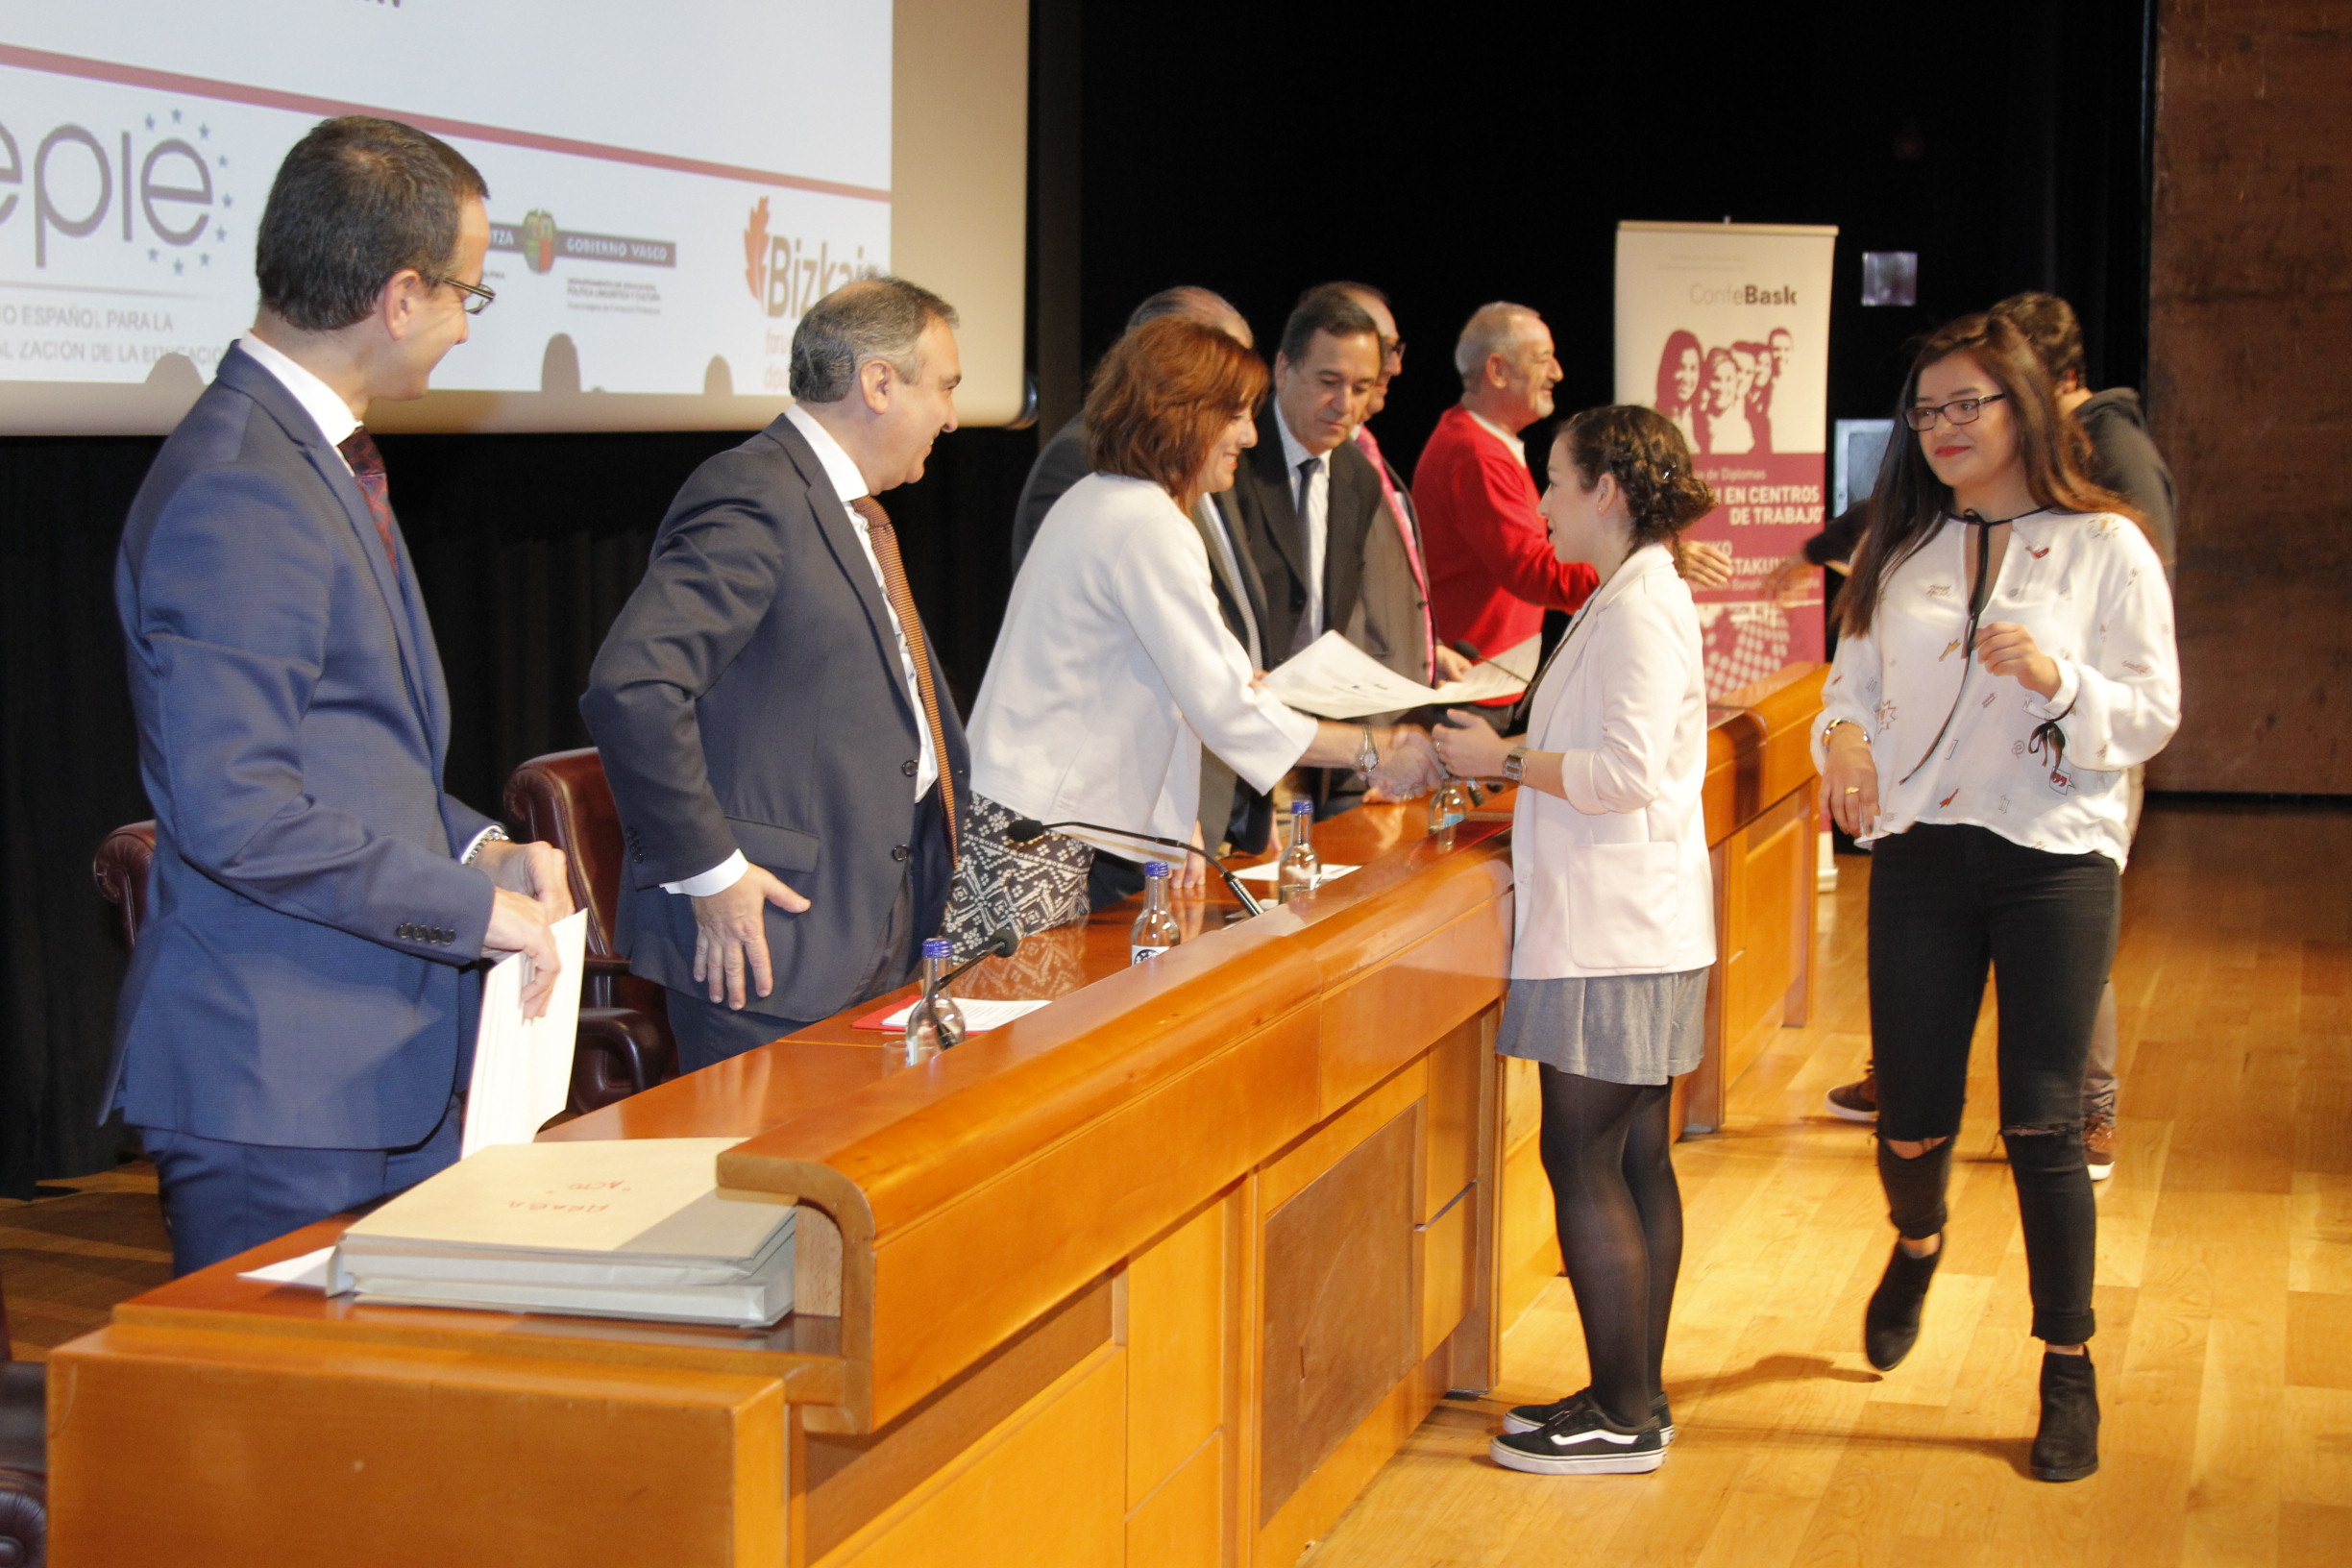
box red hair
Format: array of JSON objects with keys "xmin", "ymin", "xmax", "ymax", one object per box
[{"xmin": 1084, "ymin": 316, "xmax": 1268, "ymax": 499}]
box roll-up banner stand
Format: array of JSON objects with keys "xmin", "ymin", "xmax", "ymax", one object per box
[{"xmin": 1614, "ymin": 221, "xmax": 1838, "ymax": 698}]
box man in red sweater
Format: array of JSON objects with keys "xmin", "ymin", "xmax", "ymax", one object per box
[{"xmin": 1418, "ymin": 302, "xmax": 1727, "ymax": 710}]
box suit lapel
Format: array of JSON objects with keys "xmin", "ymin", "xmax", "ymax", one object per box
[
  {"xmin": 1245, "ymin": 415, "xmax": 1310, "ymax": 587},
  {"xmin": 1322, "ymin": 446, "xmax": 1374, "ymax": 632},
  {"xmin": 222, "ymin": 348, "xmax": 436, "ymax": 736},
  {"xmin": 762, "ymin": 419, "xmax": 921, "ymax": 734}
]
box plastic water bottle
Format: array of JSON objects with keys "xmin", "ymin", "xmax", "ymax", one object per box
[
  {"xmin": 1428, "ymin": 775, "xmax": 1473, "ymax": 839},
  {"xmin": 1130, "ymin": 860, "xmax": 1182, "ymax": 963},
  {"xmin": 900, "ymin": 937, "xmax": 966, "ymax": 1061},
  {"xmin": 1277, "ymin": 800, "xmax": 1320, "ymax": 904}
]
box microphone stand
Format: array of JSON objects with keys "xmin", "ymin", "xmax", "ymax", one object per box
[{"xmin": 1008, "ymin": 817, "xmax": 1265, "ymax": 918}]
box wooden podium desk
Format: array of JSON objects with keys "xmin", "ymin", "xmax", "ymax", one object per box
[{"xmin": 47, "ymin": 664, "xmax": 1822, "ymax": 1568}]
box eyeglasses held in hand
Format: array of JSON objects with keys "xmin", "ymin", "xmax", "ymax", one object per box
[{"xmin": 1903, "ymin": 393, "xmax": 2007, "ymax": 431}]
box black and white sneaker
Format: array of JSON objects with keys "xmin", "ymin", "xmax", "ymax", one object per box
[
  {"xmin": 1503, "ymin": 1389, "xmax": 1675, "ymax": 1444},
  {"xmin": 1489, "ymin": 1393, "xmax": 1664, "ymax": 1475}
]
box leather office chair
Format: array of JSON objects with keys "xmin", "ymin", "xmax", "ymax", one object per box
[
  {"xmin": 91, "ymin": 798, "xmax": 669, "ymax": 1116},
  {"xmin": 501, "ymin": 748, "xmax": 677, "ymax": 1108},
  {"xmin": 0, "ymin": 1277, "xmax": 48, "ymax": 1567}
]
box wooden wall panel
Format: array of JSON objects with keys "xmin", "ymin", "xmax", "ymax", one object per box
[
  {"xmin": 1258, "ymin": 1109, "xmax": 1419, "ymax": 1524},
  {"xmin": 49, "ymin": 1327, "xmax": 786, "ymax": 1568},
  {"xmin": 1125, "ymin": 1433, "xmax": 1224, "ymax": 1568},
  {"xmin": 817, "ymin": 1348, "xmax": 1126, "ymax": 1568},
  {"xmin": 1125, "ymin": 1197, "xmax": 1230, "ymax": 1507},
  {"xmin": 2148, "ymin": 2, "xmax": 2352, "ymax": 792}
]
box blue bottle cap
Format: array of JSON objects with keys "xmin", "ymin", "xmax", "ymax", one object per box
[
  {"xmin": 921, "ymin": 937, "xmax": 952, "ymax": 960},
  {"xmin": 1291, "ymin": 799, "xmax": 1312, "ymax": 817},
  {"xmin": 1144, "ymin": 860, "xmax": 1170, "ymax": 877}
]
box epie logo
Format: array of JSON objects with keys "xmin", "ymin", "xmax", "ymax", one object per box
[
  {"xmin": 519, "ymin": 209, "xmax": 557, "ymax": 274},
  {"xmin": 0, "ymin": 105, "xmax": 237, "ymax": 274}
]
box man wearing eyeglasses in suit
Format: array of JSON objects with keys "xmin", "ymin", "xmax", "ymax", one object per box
[{"xmin": 112, "ymin": 117, "xmax": 573, "ymax": 1276}]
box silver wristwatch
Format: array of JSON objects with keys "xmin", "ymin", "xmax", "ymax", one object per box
[
  {"xmin": 1356, "ymin": 723, "xmax": 1382, "ymax": 773},
  {"xmin": 1502, "ymin": 745, "xmax": 1529, "ymax": 784}
]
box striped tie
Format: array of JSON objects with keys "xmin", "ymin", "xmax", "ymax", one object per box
[{"xmin": 849, "ymin": 494, "xmax": 959, "ymax": 865}]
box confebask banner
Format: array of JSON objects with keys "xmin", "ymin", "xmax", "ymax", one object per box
[{"xmin": 1614, "ymin": 220, "xmax": 1837, "ymax": 698}]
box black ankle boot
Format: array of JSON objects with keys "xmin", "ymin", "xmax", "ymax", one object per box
[
  {"xmin": 2031, "ymin": 1349, "xmax": 2099, "ymax": 1482},
  {"xmin": 1864, "ymin": 1238, "xmax": 1942, "ymax": 1371}
]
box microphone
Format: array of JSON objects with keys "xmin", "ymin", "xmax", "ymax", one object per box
[
  {"xmin": 939, "ymin": 924, "xmax": 1021, "ymax": 990},
  {"xmin": 1449, "ymin": 639, "xmax": 1482, "ymax": 663},
  {"xmin": 1006, "ymin": 815, "xmax": 1264, "ymax": 918}
]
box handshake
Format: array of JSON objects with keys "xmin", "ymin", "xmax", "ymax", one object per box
[{"xmin": 1359, "ymin": 723, "xmax": 1447, "ymax": 803}]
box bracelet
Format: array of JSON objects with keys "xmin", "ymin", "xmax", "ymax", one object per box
[
  {"xmin": 1821, "ymin": 717, "xmax": 1868, "ymax": 750},
  {"xmin": 462, "ymin": 824, "xmax": 510, "ymax": 865}
]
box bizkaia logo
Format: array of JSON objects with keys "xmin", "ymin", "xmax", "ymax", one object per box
[
  {"xmin": 0, "ymin": 105, "xmax": 236, "ymax": 274},
  {"xmin": 742, "ymin": 196, "xmax": 870, "ymax": 319}
]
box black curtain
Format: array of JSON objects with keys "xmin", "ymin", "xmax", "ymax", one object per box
[{"xmin": 0, "ymin": 424, "xmax": 1034, "ymax": 1198}]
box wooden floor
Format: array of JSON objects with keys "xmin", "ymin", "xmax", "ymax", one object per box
[
  {"xmin": 1304, "ymin": 798, "xmax": 2352, "ymax": 1568},
  {"xmin": 6, "ymin": 800, "xmax": 2347, "ymax": 1566}
]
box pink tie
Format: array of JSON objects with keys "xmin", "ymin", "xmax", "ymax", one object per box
[{"xmin": 1355, "ymin": 424, "xmax": 1435, "ymax": 679}]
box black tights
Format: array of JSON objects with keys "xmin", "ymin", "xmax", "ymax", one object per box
[{"xmin": 1537, "ymin": 1067, "xmax": 1682, "ymax": 1429}]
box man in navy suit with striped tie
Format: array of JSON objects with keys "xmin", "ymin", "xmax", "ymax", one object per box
[{"xmin": 112, "ymin": 117, "xmax": 573, "ymax": 1275}]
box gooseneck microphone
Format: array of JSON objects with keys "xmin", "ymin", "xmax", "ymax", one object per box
[
  {"xmin": 939, "ymin": 923, "xmax": 1021, "ymax": 990},
  {"xmin": 1005, "ymin": 816, "xmax": 1265, "ymax": 918}
]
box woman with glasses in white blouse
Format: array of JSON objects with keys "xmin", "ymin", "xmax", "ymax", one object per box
[{"xmin": 1817, "ymin": 312, "xmax": 2178, "ymax": 1482}]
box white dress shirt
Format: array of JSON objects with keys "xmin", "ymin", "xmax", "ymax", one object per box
[
  {"xmin": 665, "ymin": 403, "xmax": 937, "ymax": 896},
  {"xmin": 1811, "ymin": 509, "xmax": 2179, "ymax": 869},
  {"xmin": 970, "ymin": 474, "xmax": 1317, "ymax": 858},
  {"xmin": 236, "ymin": 332, "xmax": 507, "ymax": 867},
  {"xmin": 1274, "ymin": 411, "xmax": 1331, "ymax": 654}
]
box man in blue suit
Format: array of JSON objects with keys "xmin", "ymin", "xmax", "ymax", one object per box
[{"xmin": 112, "ymin": 117, "xmax": 572, "ymax": 1276}]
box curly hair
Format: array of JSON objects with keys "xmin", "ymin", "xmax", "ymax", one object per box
[
  {"xmin": 1084, "ymin": 316, "xmax": 1269, "ymax": 500},
  {"xmin": 1554, "ymin": 405, "xmax": 1716, "ymax": 560}
]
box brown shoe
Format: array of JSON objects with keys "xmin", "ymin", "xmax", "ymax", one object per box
[
  {"xmin": 1825, "ymin": 1071, "xmax": 1878, "ymax": 1122},
  {"xmin": 2084, "ymin": 1113, "xmax": 2116, "ymax": 1181}
]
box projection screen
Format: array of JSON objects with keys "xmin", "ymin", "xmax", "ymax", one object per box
[{"xmin": 0, "ymin": 0, "xmax": 1028, "ymax": 432}]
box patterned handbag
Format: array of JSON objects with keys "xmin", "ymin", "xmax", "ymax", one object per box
[{"xmin": 942, "ymin": 793, "xmax": 1094, "ymax": 953}]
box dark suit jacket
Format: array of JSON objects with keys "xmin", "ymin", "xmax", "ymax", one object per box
[
  {"xmin": 1009, "ymin": 414, "xmax": 1090, "ymax": 576},
  {"xmin": 1230, "ymin": 407, "xmax": 1386, "ymax": 669},
  {"xmin": 581, "ymin": 415, "xmax": 970, "ymax": 1023},
  {"xmin": 110, "ymin": 342, "xmax": 499, "ymax": 1150}
]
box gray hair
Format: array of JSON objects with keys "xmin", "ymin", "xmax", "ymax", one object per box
[
  {"xmin": 1454, "ymin": 301, "xmax": 1541, "ymax": 388},
  {"xmin": 790, "ymin": 275, "xmax": 960, "ymax": 403},
  {"xmin": 1126, "ymin": 284, "xmax": 1237, "ymax": 331}
]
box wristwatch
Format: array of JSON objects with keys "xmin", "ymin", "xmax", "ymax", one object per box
[
  {"xmin": 1502, "ymin": 745, "xmax": 1529, "ymax": 784},
  {"xmin": 1356, "ymin": 724, "xmax": 1382, "ymax": 773}
]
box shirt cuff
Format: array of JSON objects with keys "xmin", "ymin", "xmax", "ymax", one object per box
[
  {"xmin": 2025, "ymin": 660, "xmax": 2081, "ymax": 720},
  {"xmin": 663, "ymin": 850, "xmax": 748, "ymax": 897}
]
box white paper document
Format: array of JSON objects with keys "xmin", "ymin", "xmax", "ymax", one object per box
[
  {"xmin": 238, "ymin": 1244, "xmax": 337, "ymax": 1291},
  {"xmin": 461, "ymin": 910, "xmax": 589, "ymax": 1159},
  {"xmin": 1232, "ymin": 863, "xmax": 1359, "ymax": 886},
  {"xmin": 866, "ymin": 997, "xmax": 1053, "ymax": 1032},
  {"xmin": 1261, "ymin": 632, "xmax": 1540, "ymax": 719}
]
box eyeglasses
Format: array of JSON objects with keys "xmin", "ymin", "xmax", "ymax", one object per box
[
  {"xmin": 1381, "ymin": 337, "xmax": 1406, "ymax": 366},
  {"xmin": 1903, "ymin": 392, "xmax": 2006, "ymax": 431},
  {"xmin": 430, "ymin": 276, "xmax": 497, "ymax": 315}
]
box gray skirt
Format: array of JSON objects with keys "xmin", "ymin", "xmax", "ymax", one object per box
[{"xmin": 1494, "ymin": 968, "xmax": 1708, "ymax": 1086}]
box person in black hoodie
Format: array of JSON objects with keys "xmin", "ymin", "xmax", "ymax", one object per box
[{"xmin": 1817, "ymin": 292, "xmax": 2179, "ymax": 1182}]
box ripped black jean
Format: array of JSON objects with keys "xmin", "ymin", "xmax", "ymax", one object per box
[{"xmin": 1868, "ymin": 823, "xmax": 2119, "ymax": 1344}]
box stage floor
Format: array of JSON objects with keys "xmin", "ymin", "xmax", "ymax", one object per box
[{"xmin": 1303, "ymin": 797, "xmax": 2352, "ymax": 1568}]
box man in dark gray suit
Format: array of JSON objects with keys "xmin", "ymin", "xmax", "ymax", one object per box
[
  {"xmin": 583, "ymin": 278, "xmax": 970, "ymax": 1070},
  {"xmin": 112, "ymin": 117, "xmax": 572, "ymax": 1275}
]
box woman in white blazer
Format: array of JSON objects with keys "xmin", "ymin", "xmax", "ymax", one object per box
[
  {"xmin": 949, "ymin": 317, "xmax": 1437, "ymax": 943},
  {"xmin": 1433, "ymin": 405, "xmax": 1715, "ymax": 1477}
]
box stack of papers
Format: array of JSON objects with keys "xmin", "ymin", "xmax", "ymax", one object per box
[
  {"xmin": 332, "ymin": 1138, "xmax": 795, "ymax": 1328},
  {"xmin": 1261, "ymin": 632, "xmax": 1539, "ymax": 720},
  {"xmin": 462, "ymin": 910, "xmax": 589, "ymax": 1157}
]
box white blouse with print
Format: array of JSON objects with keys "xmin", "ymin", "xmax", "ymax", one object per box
[{"xmin": 1811, "ymin": 509, "xmax": 2179, "ymax": 869}]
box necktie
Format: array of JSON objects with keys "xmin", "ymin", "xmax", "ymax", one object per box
[
  {"xmin": 1354, "ymin": 424, "xmax": 1436, "ymax": 679},
  {"xmin": 1296, "ymin": 455, "xmax": 1326, "ymax": 650},
  {"xmin": 1295, "ymin": 454, "xmax": 1322, "ymax": 515},
  {"xmin": 336, "ymin": 429, "xmax": 401, "ymax": 577},
  {"xmin": 849, "ymin": 495, "xmax": 959, "ymax": 865}
]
